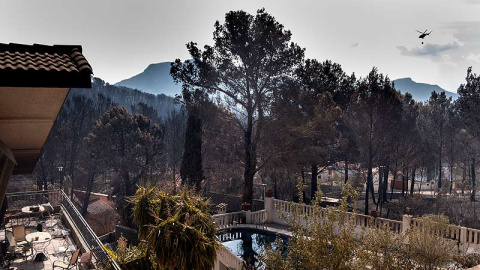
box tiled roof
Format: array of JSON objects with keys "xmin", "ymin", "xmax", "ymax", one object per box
[
  {"xmin": 0, "ymin": 43, "xmax": 92, "ymax": 74},
  {"xmin": 88, "ymin": 199, "xmax": 114, "ymax": 215},
  {"xmin": 0, "ymin": 43, "xmax": 92, "ymax": 88}
]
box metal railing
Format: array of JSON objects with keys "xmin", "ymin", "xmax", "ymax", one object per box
[
  {"xmin": 6, "ymin": 189, "xmax": 62, "ymax": 210},
  {"xmin": 59, "ymin": 190, "xmax": 121, "ymax": 270},
  {"xmin": 6, "ymin": 190, "xmax": 121, "ymax": 270}
]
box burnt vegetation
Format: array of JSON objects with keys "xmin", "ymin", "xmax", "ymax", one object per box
[{"xmin": 31, "ymin": 9, "xmax": 480, "ymax": 231}]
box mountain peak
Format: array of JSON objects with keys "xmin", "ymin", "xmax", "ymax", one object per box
[
  {"xmin": 395, "ymin": 77, "xmax": 413, "ymax": 82},
  {"xmin": 115, "ymin": 62, "xmax": 457, "ymax": 102},
  {"xmin": 393, "ymin": 78, "xmax": 457, "ymax": 102},
  {"xmin": 115, "ymin": 62, "xmax": 181, "ymax": 97},
  {"xmin": 145, "ymin": 62, "xmax": 171, "ymax": 71}
]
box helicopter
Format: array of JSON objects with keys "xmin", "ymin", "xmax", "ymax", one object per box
[{"xmin": 416, "ymin": 29, "xmax": 432, "ymax": 44}]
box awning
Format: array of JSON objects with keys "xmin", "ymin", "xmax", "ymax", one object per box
[
  {"xmin": 0, "ymin": 140, "xmax": 16, "ymax": 209},
  {"xmin": 0, "ymin": 140, "xmax": 16, "ymax": 165}
]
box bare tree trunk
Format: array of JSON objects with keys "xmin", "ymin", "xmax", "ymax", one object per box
[
  {"xmin": 301, "ymin": 168, "xmax": 307, "ymax": 203},
  {"xmin": 438, "ymin": 143, "xmax": 443, "ymax": 189},
  {"xmin": 390, "ymin": 161, "xmax": 398, "ymax": 201},
  {"xmin": 378, "ymin": 166, "xmax": 383, "ymax": 204},
  {"xmin": 410, "ymin": 167, "xmax": 416, "ymax": 195},
  {"xmin": 81, "ymin": 172, "xmax": 96, "ymax": 217},
  {"xmin": 468, "ymin": 159, "xmax": 472, "ymax": 186},
  {"xmin": 365, "ymin": 152, "xmax": 376, "ymax": 214},
  {"xmin": 419, "ymin": 161, "xmax": 425, "ymax": 193},
  {"xmin": 471, "ymin": 157, "xmax": 476, "ymax": 202},
  {"xmin": 462, "ymin": 161, "xmax": 466, "ymax": 196},
  {"xmin": 450, "ymin": 162, "xmax": 454, "ymax": 194},
  {"xmin": 274, "ymin": 177, "xmax": 278, "ymax": 199},
  {"xmin": 383, "ymin": 165, "xmax": 389, "ymax": 203},
  {"xmin": 365, "ymin": 105, "xmax": 374, "ymax": 215},
  {"xmin": 377, "ymin": 166, "xmax": 383, "ymax": 212},
  {"xmin": 405, "ymin": 164, "xmax": 409, "ymax": 196},
  {"xmin": 344, "ymin": 160, "xmax": 349, "ymax": 184},
  {"xmin": 243, "ymin": 107, "xmax": 256, "ymax": 206},
  {"xmin": 311, "ymin": 164, "xmax": 318, "ymax": 200}
]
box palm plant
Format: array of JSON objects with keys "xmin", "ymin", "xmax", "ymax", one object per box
[{"xmin": 130, "ymin": 186, "xmax": 219, "ymax": 270}]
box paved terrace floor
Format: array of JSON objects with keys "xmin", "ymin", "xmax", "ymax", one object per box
[{"xmin": 1, "ymin": 218, "xmax": 78, "ymax": 270}]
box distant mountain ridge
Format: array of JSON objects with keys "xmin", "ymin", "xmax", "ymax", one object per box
[
  {"xmin": 114, "ymin": 62, "xmax": 457, "ymax": 103},
  {"xmin": 393, "ymin": 78, "xmax": 458, "ymax": 102},
  {"xmin": 115, "ymin": 62, "xmax": 182, "ymax": 97}
]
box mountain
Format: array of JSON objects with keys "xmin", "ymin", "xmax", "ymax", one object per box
[
  {"xmin": 115, "ymin": 62, "xmax": 182, "ymax": 97},
  {"xmin": 73, "ymin": 77, "xmax": 178, "ymax": 118},
  {"xmin": 114, "ymin": 62, "xmax": 457, "ymax": 103},
  {"xmin": 393, "ymin": 78, "xmax": 458, "ymax": 102}
]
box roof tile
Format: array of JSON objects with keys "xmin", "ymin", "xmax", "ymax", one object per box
[{"xmin": 0, "ymin": 43, "xmax": 92, "ymax": 74}]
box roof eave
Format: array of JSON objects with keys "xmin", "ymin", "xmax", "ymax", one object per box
[{"xmin": 0, "ymin": 70, "xmax": 92, "ymax": 88}]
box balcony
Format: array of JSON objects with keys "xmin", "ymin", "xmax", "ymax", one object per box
[{"xmin": 2, "ymin": 190, "xmax": 120, "ymax": 270}]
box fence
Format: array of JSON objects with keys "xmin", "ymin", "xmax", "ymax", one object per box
[
  {"xmin": 6, "ymin": 189, "xmax": 63, "ymax": 210},
  {"xmin": 267, "ymin": 197, "xmax": 480, "ymax": 252},
  {"xmin": 59, "ymin": 190, "xmax": 121, "ymax": 269},
  {"xmin": 215, "ymin": 246, "xmax": 244, "ymax": 270},
  {"xmin": 213, "ymin": 211, "xmax": 244, "ymax": 230},
  {"xmin": 248, "ymin": 209, "xmax": 267, "ymax": 226}
]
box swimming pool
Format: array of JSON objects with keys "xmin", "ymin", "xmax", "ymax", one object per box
[{"xmin": 217, "ymin": 228, "xmax": 289, "ymax": 268}]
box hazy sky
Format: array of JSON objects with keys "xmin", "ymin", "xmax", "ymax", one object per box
[{"xmin": 2, "ymin": 0, "xmax": 480, "ymax": 92}]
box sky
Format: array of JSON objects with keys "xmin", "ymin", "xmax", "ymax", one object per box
[{"xmin": 1, "ymin": 0, "xmax": 480, "ymax": 92}]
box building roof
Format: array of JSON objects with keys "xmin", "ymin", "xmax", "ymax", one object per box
[
  {"xmin": 0, "ymin": 43, "xmax": 92, "ymax": 88},
  {"xmin": 87, "ymin": 199, "xmax": 114, "ymax": 216},
  {"xmin": 0, "ymin": 43, "xmax": 93, "ymax": 174}
]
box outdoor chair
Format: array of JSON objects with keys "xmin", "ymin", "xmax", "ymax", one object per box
[
  {"xmin": 5, "ymin": 230, "xmax": 31, "ymax": 262},
  {"xmin": 56, "ymin": 238, "xmax": 76, "ymax": 262},
  {"xmin": 41, "ymin": 202, "xmax": 55, "ymax": 218},
  {"xmin": 9, "ymin": 212, "xmax": 28, "ymax": 227},
  {"xmin": 12, "ymin": 225, "xmax": 28, "ymax": 245},
  {"xmin": 45, "ymin": 218, "xmax": 60, "ymax": 234},
  {"xmin": 53, "ymin": 248, "xmax": 80, "ymax": 270}
]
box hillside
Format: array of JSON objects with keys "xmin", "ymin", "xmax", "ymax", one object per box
[
  {"xmin": 72, "ymin": 77, "xmax": 178, "ymax": 118},
  {"xmin": 393, "ymin": 78, "xmax": 458, "ymax": 102},
  {"xmin": 115, "ymin": 62, "xmax": 182, "ymax": 97}
]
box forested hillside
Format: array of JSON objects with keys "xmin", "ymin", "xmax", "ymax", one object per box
[{"xmin": 75, "ymin": 77, "xmax": 178, "ymax": 118}]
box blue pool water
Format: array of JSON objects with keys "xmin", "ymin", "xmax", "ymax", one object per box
[{"xmin": 217, "ymin": 228, "xmax": 289, "ymax": 268}]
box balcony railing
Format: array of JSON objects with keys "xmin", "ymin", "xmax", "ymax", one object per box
[
  {"xmin": 6, "ymin": 189, "xmax": 62, "ymax": 210},
  {"xmin": 6, "ymin": 189, "xmax": 121, "ymax": 270}
]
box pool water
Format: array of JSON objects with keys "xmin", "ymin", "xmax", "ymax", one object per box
[{"xmin": 217, "ymin": 228, "xmax": 289, "ymax": 268}]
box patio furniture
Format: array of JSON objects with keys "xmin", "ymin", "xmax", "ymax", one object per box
[
  {"xmin": 5, "ymin": 230, "xmax": 31, "ymax": 262},
  {"xmin": 12, "ymin": 225, "xmax": 28, "ymax": 245},
  {"xmin": 53, "ymin": 248, "xmax": 80, "ymax": 270},
  {"xmin": 9, "ymin": 212, "xmax": 30, "ymax": 227},
  {"xmin": 25, "ymin": 231, "xmax": 52, "ymax": 261},
  {"xmin": 41, "ymin": 202, "xmax": 54, "ymax": 217},
  {"xmin": 58, "ymin": 244, "xmax": 77, "ymax": 261},
  {"xmin": 45, "ymin": 218, "xmax": 60, "ymax": 234},
  {"xmin": 21, "ymin": 205, "xmax": 46, "ymax": 220}
]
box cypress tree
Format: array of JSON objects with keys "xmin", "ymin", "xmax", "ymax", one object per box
[{"xmin": 180, "ymin": 106, "xmax": 203, "ymax": 192}]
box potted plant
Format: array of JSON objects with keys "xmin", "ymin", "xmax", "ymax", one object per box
[{"xmin": 241, "ymin": 202, "xmax": 251, "ymax": 211}]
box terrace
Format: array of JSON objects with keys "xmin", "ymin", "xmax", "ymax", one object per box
[
  {"xmin": 213, "ymin": 196, "xmax": 480, "ymax": 270},
  {"xmin": 1, "ymin": 190, "xmax": 120, "ymax": 270}
]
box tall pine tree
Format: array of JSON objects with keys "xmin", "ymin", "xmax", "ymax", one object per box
[{"xmin": 180, "ymin": 105, "xmax": 203, "ymax": 192}]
